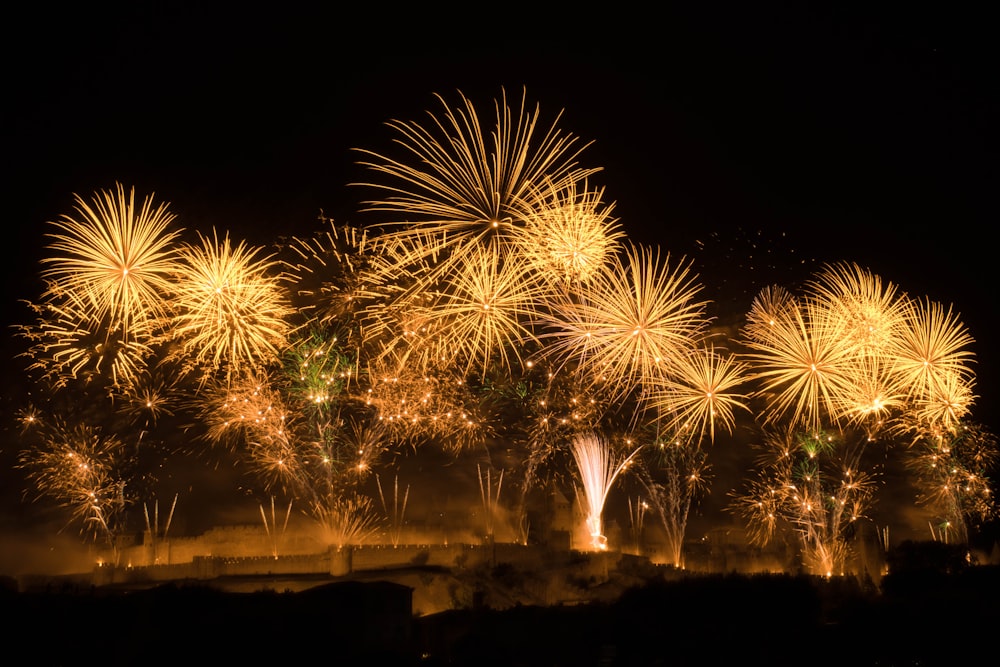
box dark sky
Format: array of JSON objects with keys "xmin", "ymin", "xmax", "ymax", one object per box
[{"xmin": 2, "ymin": 5, "xmax": 998, "ymax": 568}]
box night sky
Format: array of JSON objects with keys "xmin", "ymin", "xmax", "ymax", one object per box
[{"xmin": 2, "ymin": 6, "xmax": 997, "ymax": 570}]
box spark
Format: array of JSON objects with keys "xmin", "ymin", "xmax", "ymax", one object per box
[{"xmin": 571, "ymin": 432, "xmax": 642, "ymax": 550}]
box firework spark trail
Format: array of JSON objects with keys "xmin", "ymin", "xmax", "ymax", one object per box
[
  {"xmin": 376, "ymin": 474, "xmax": 410, "ymax": 547},
  {"xmin": 259, "ymin": 496, "xmax": 292, "ymax": 558},
  {"xmin": 906, "ymin": 422, "xmax": 997, "ymax": 543},
  {"xmin": 478, "ymin": 464, "xmax": 504, "ymax": 542},
  {"xmin": 627, "ymin": 496, "xmax": 647, "ymax": 555},
  {"xmin": 144, "ymin": 494, "xmax": 178, "ymax": 564},
  {"xmin": 571, "ymin": 432, "xmax": 642, "ymax": 550},
  {"xmin": 639, "ymin": 437, "xmax": 710, "ymax": 567},
  {"xmin": 313, "ymin": 494, "xmax": 381, "ymax": 548},
  {"xmin": 733, "ymin": 429, "xmax": 877, "ymax": 576}
]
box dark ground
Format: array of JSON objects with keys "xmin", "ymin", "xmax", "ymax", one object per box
[{"xmin": 3, "ymin": 544, "xmax": 997, "ymax": 667}]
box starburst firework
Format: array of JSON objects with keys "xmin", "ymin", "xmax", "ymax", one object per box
[
  {"xmin": 40, "ymin": 183, "xmax": 181, "ymax": 340},
  {"xmin": 169, "ymin": 230, "xmax": 293, "ymax": 380},
  {"xmin": 510, "ymin": 179, "xmax": 624, "ymax": 287},
  {"xmin": 355, "ymin": 87, "xmax": 598, "ymax": 244},
  {"xmin": 20, "ymin": 184, "xmax": 181, "ymax": 389},
  {"xmin": 648, "ymin": 344, "xmax": 749, "ymax": 444},
  {"xmin": 540, "ymin": 244, "xmax": 709, "ymax": 404},
  {"xmin": 404, "ymin": 241, "xmax": 545, "ymax": 375},
  {"xmin": 807, "ymin": 262, "xmax": 907, "ymax": 357},
  {"xmin": 354, "ymin": 88, "xmax": 600, "ymax": 296},
  {"xmin": 742, "ymin": 294, "xmax": 857, "ymax": 431},
  {"xmin": 893, "ymin": 297, "xmax": 976, "ymax": 416}
]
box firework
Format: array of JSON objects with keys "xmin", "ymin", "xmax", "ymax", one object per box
[
  {"xmin": 627, "ymin": 496, "xmax": 648, "ymax": 556},
  {"xmin": 376, "ymin": 474, "xmax": 410, "ymax": 547},
  {"xmin": 354, "ymin": 87, "xmax": 599, "ymax": 261},
  {"xmin": 571, "ymin": 432, "xmax": 642, "ymax": 550},
  {"xmin": 259, "ymin": 496, "xmax": 293, "ymax": 558},
  {"xmin": 741, "ymin": 293, "xmax": 857, "ymax": 431},
  {"xmin": 732, "ymin": 429, "xmax": 878, "ymax": 576},
  {"xmin": 647, "ymin": 344, "xmax": 750, "ymax": 444},
  {"xmin": 906, "ymin": 422, "xmax": 997, "ymax": 543},
  {"xmin": 312, "ymin": 493, "xmax": 381, "ymax": 548},
  {"xmin": 18, "ymin": 293, "xmax": 155, "ymax": 390},
  {"xmin": 510, "ymin": 178, "xmax": 625, "ymax": 287},
  {"xmin": 40, "ymin": 183, "xmax": 181, "ymax": 342},
  {"xmin": 539, "ymin": 244, "xmax": 709, "ymax": 405},
  {"xmin": 168, "ymin": 229, "xmax": 293, "ymax": 380},
  {"xmin": 361, "ymin": 348, "xmax": 492, "ymax": 453},
  {"xmin": 807, "ymin": 262, "xmax": 907, "ymax": 357},
  {"xmin": 478, "ymin": 464, "xmax": 504, "ymax": 542},
  {"xmin": 280, "ymin": 216, "xmax": 380, "ymax": 327},
  {"xmin": 742, "ymin": 284, "xmax": 798, "ymax": 346},
  {"xmin": 18, "ymin": 420, "xmax": 132, "ymax": 556},
  {"xmin": 892, "ymin": 297, "xmax": 976, "ymax": 421},
  {"xmin": 401, "ymin": 240, "xmax": 546, "ymax": 375},
  {"xmin": 144, "ymin": 494, "xmax": 178, "ymax": 564},
  {"xmin": 639, "ymin": 436, "xmax": 711, "ymax": 567},
  {"xmin": 283, "ymin": 330, "xmax": 357, "ymax": 412}
]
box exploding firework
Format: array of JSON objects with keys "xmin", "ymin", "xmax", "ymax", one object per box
[
  {"xmin": 539, "ymin": 244, "xmax": 709, "ymax": 406},
  {"xmin": 647, "ymin": 344, "xmax": 750, "ymax": 444},
  {"xmin": 19, "ymin": 185, "xmax": 182, "ymax": 390},
  {"xmin": 807, "ymin": 262, "xmax": 907, "ymax": 358},
  {"xmin": 354, "ymin": 87, "xmax": 599, "ymax": 266},
  {"xmin": 397, "ymin": 240, "xmax": 546, "ymax": 375},
  {"xmin": 280, "ymin": 215, "xmax": 380, "ymax": 327},
  {"xmin": 741, "ymin": 291, "xmax": 857, "ymax": 431},
  {"xmin": 742, "ymin": 266, "xmax": 979, "ymax": 436},
  {"xmin": 510, "ymin": 178, "xmax": 625, "ymax": 287},
  {"xmin": 39, "ymin": 183, "xmax": 182, "ymax": 342},
  {"xmin": 18, "ymin": 294, "xmax": 156, "ymax": 390},
  {"xmin": 893, "ymin": 297, "xmax": 976, "ymax": 431},
  {"xmin": 168, "ymin": 229, "xmax": 293, "ymax": 381},
  {"xmin": 571, "ymin": 432, "xmax": 642, "ymax": 550}
]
